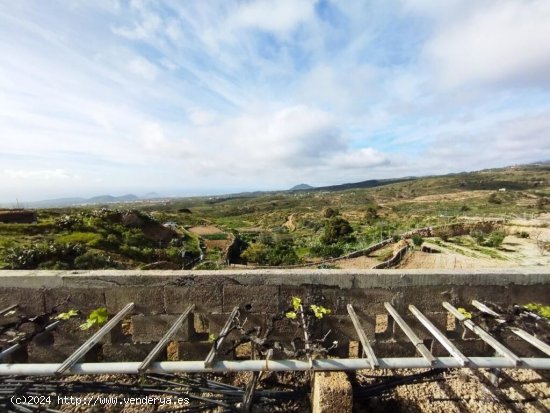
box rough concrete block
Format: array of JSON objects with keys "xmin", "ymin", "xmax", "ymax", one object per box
[
  {"xmin": 105, "ymin": 286, "xmax": 164, "ymax": 314},
  {"xmin": 311, "ymin": 371, "xmax": 352, "ymax": 413},
  {"xmin": 323, "ymin": 314, "xmax": 375, "ymax": 341},
  {"xmin": 194, "ymin": 313, "xmax": 209, "ymax": 334},
  {"xmin": 174, "ymin": 341, "xmax": 212, "ymax": 360},
  {"xmin": 223, "ymin": 285, "xmax": 279, "ymax": 313},
  {"xmin": 0, "ymin": 288, "xmax": 45, "ymax": 315},
  {"xmin": 102, "ymin": 343, "xmax": 157, "ymax": 362},
  {"xmin": 265, "ymin": 317, "xmax": 302, "ymax": 341},
  {"xmin": 373, "ymin": 340, "xmax": 416, "ymax": 357},
  {"xmin": 131, "ymin": 314, "xmax": 192, "ymax": 343},
  {"xmin": 27, "ymin": 342, "xmax": 98, "ymax": 363},
  {"xmin": 44, "ymin": 288, "xmax": 105, "ymax": 313},
  {"xmin": 207, "ymin": 313, "xmax": 266, "ymax": 342},
  {"xmin": 279, "ymin": 285, "xmax": 311, "ymax": 312},
  {"xmin": 165, "ymin": 285, "xmax": 222, "ymax": 313},
  {"xmin": 324, "ymin": 288, "xmax": 393, "ymax": 315},
  {"xmin": 52, "ymin": 318, "xmax": 93, "ymax": 347}
]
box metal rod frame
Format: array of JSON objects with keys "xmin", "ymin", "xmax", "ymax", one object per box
[
  {"xmin": 471, "ymin": 300, "xmax": 550, "ymax": 357},
  {"xmin": 443, "ymin": 302, "xmax": 522, "ymax": 366},
  {"xmin": 385, "ymin": 302, "xmax": 436, "ymax": 365},
  {"xmin": 347, "ymin": 304, "xmax": 378, "ymax": 368},
  {"xmin": 204, "ymin": 306, "xmax": 239, "ymax": 368},
  {"xmin": 2, "ymin": 357, "xmax": 550, "ymax": 376},
  {"xmin": 408, "ymin": 304, "xmax": 469, "ymax": 366},
  {"xmin": 55, "ymin": 302, "xmax": 135, "ymax": 375},
  {"xmin": 0, "ymin": 304, "xmax": 18, "ymax": 316},
  {"xmin": 138, "ymin": 304, "xmax": 195, "ymax": 373}
]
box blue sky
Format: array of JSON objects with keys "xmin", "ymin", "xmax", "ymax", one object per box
[{"xmin": 1, "ymin": 0, "xmax": 550, "ymax": 202}]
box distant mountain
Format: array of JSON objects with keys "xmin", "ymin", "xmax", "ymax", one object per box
[
  {"xmin": 23, "ymin": 194, "xmax": 141, "ymax": 208},
  {"xmin": 290, "ymin": 184, "xmax": 313, "ymax": 190},
  {"xmin": 315, "ymin": 177, "xmax": 416, "ymax": 192},
  {"xmin": 88, "ymin": 194, "xmax": 139, "ymax": 203}
]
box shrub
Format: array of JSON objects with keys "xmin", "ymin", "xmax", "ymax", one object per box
[
  {"xmin": 516, "ymin": 231, "xmax": 530, "ymax": 238},
  {"xmin": 242, "ymin": 243, "xmax": 269, "ymax": 264},
  {"xmin": 484, "ymin": 231, "xmax": 506, "ymax": 248},
  {"xmin": 488, "ymin": 193, "xmax": 502, "ymax": 204},
  {"xmin": 321, "ymin": 217, "xmax": 355, "ymax": 245},
  {"xmin": 411, "ymin": 234, "xmax": 424, "ymax": 247},
  {"xmin": 74, "ymin": 251, "xmax": 117, "ymax": 269},
  {"xmin": 309, "ymin": 243, "xmax": 344, "ymax": 259},
  {"xmin": 470, "ymin": 229, "xmax": 485, "ymax": 245},
  {"xmin": 322, "ymin": 207, "xmax": 339, "ymax": 218},
  {"xmin": 4, "ymin": 242, "xmax": 86, "ymax": 269}
]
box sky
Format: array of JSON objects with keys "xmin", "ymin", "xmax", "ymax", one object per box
[{"xmin": 1, "ymin": 0, "xmax": 550, "ymax": 202}]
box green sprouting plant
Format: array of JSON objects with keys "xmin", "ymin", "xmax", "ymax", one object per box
[
  {"xmin": 285, "ymin": 311, "xmax": 297, "ymax": 319},
  {"xmin": 291, "ymin": 296, "xmax": 301, "ymax": 311},
  {"xmin": 310, "ymin": 304, "xmax": 331, "ymax": 319},
  {"xmin": 79, "ymin": 307, "xmax": 109, "ymax": 330},
  {"xmin": 524, "ymin": 303, "xmax": 550, "ymax": 319},
  {"xmin": 55, "ymin": 309, "xmax": 79, "ymax": 320},
  {"xmin": 457, "ymin": 307, "xmax": 472, "ymax": 319},
  {"xmin": 208, "ymin": 333, "xmax": 217, "ymax": 343}
]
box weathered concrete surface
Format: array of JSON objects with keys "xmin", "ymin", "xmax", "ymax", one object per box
[
  {"xmin": 0, "ymin": 268, "xmax": 548, "ymax": 289},
  {"xmin": 311, "ymin": 371, "xmax": 353, "ymax": 413},
  {"xmin": 0, "ymin": 269, "xmax": 548, "ymax": 362}
]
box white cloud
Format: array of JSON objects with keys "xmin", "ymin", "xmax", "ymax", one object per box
[
  {"xmin": 2, "ymin": 169, "xmax": 76, "ymax": 181},
  {"xmin": 231, "ymin": 0, "xmax": 316, "ymax": 37},
  {"xmin": 127, "ymin": 56, "xmax": 159, "ymax": 80},
  {"xmin": 423, "ymin": 0, "xmax": 550, "ymax": 88}
]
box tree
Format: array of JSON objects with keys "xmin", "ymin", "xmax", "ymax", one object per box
[{"xmin": 321, "ymin": 217, "xmax": 355, "ymax": 245}]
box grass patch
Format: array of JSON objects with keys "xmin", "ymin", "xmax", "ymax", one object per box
[{"xmin": 55, "ymin": 232, "xmax": 103, "ymax": 246}]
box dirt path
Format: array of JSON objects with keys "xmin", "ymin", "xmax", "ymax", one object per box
[
  {"xmin": 357, "ymin": 368, "xmax": 550, "ymax": 413},
  {"xmin": 188, "ymin": 225, "xmax": 224, "ymax": 235}
]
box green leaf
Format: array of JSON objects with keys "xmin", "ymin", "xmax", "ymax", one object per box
[
  {"xmin": 79, "ymin": 307, "xmax": 109, "ymax": 330},
  {"xmin": 291, "ymin": 296, "xmax": 301, "ymax": 311},
  {"xmin": 310, "ymin": 305, "xmax": 331, "ymax": 319},
  {"xmin": 56, "ymin": 309, "xmax": 79, "ymax": 321},
  {"xmin": 285, "ymin": 311, "xmax": 297, "ymax": 320},
  {"xmin": 524, "ymin": 303, "xmax": 550, "ymax": 319},
  {"xmin": 208, "ymin": 333, "xmax": 217, "ymax": 343},
  {"xmin": 457, "ymin": 307, "xmax": 472, "ymax": 319}
]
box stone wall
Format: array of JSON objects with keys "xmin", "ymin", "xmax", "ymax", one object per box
[{"xmin": 0, "ymin": 269, "xmax": 548, "ymax": 363}]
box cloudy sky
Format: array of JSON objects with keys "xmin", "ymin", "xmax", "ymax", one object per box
[{"xmin": 1, "ymin": 0, "xmax": 549, "ymax": 202}]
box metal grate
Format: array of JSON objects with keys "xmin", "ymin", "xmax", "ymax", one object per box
[{"xmin": 1, "ymin": 300, "xmax": 549, "ymax": 376}]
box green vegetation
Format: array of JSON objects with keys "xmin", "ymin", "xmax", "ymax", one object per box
[
  {"xmin": 524, "ymin": 303, "xmax": 550, "ymax": 319},
  {"xmin": 80, "ymin": 307, "xmax": 109, "ymax": 330},
  {"xmin": 0, "ymin": 164, "xmax": 548, "ymax": 269}
]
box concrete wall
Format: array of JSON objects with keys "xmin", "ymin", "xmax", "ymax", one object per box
[{"xmin": 1, "ymin": 268, "xmax": 549, "ymax": 363}]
